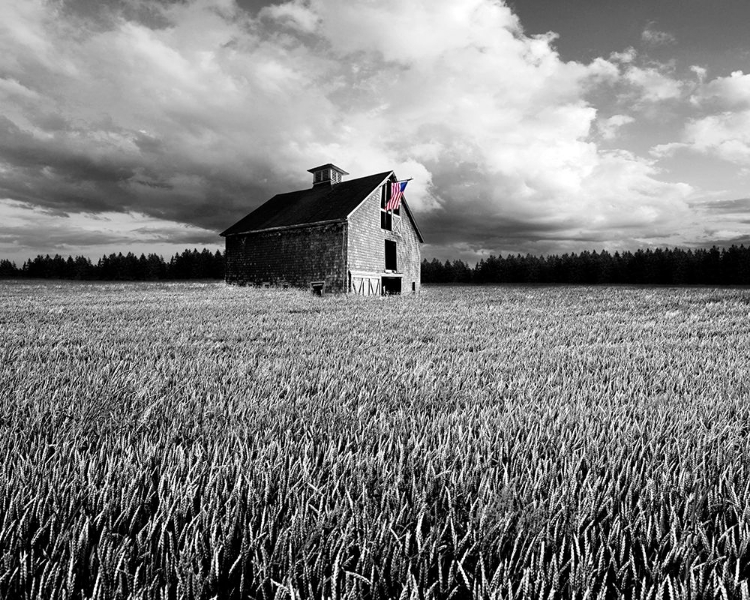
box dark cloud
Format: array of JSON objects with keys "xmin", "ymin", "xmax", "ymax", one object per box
[
  {"xmin": 694, "ymin": 234, "xmax": 750, "ymax": 249},
  {"xmin": 420, "ymin": 211, "xmax": 576, "ymax": 247},
  {"xmin": 60, "ymin": 0, "xmax": 181, "ymax": 31},
  {"xmin": 695, "ymin": 198, "xmax": 750, "ymax": 213},
  {"xmin": 130, "ymin": 226, "xmax": 220, "ymax": 245},
  {"xmin": 0, "ymin": 116, "xmax": 135, "ymax": 184},
  {"xmin": 0, "ymin": 111, "xmax": 282, "ymax": 233},
  {"xmin": 235, "ymin": 0, "xmax": 275, "ymax": 16},
  {"xmin": 0, "ymin": 224, "xmax": 134, "ymax": 249},
  {"xmin": 134, "ymin": 179, "xmax": 173, "ymax": 190},
  {"xmin": 133, "ymin": 131, "xmax": 165, "ymax": 154},
  {"xmin": 0, "ymin": 204, "xmax": 219, "ymax": 257},
  {"xmin": 34, "ymin": 112, "xmax": 73, "ymax": 133}
]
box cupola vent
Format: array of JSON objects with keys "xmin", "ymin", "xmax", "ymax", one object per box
[{"xmin": 308, "ymin": 163, "xmax": 349, "ymax": 188}]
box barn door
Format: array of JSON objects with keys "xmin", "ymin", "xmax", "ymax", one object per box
[
  {"xmin": 350, "ymin": 275, "xmax": 380, "ymax": 295},
  {"xmin": 351, "ymin": 277, "xmax": 364, "ymax": 295},
  {"xmin": 369, "ymin": 277, "xmax": 381, "ymax": 295}
]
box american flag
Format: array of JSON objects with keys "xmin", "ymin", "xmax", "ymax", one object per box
[{"xmin": 386, "ymin": 181, "xmax": 407, "ymax": 211}]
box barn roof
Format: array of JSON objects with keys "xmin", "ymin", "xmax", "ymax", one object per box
[{"xmin": 221, "ymin": 171, "xmax": 394, "ymax": 237}]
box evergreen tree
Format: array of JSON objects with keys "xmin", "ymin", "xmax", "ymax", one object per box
[
  {"xmin": 422, "ymin": 245, "xmax": 750, "ymax": 286},
  {"xmin": 0, "ymin": 259, "xmax": 18, "ymax": 277}
]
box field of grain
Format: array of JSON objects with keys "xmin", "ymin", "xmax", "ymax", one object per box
[{"xmin": 2, "ymin": 281, "xmax": 750, "ymax": 599}]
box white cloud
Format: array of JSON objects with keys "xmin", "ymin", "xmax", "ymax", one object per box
[
  {"xmin": 641, "ymin": 23, "xmax": 676, "ymax": 47},
  {"xmin": 597, "ymin": 114, "xmax": 635, "ymax": 140},
  {"xmin": 601, "ymin": 49, "xmax": 686, "ymax": 108},
  {"xmin": 654, "ymin": 71, "xmax": 750, "ymax": 166},
  {"xmin": 610, "ymin": 47, "xmax": 637, "ymax": 65},
  {"xmin": 624, "ymin": 65, "xmax": 684, "ymax": 103},
  {"xmin": 690, "ymin": 65, "xmax": 707, "ymax": 84},
  {"xmin": 663, "ymin": 112, "xmax": 750, "ymax": 165},
  {"xmin": 260, "ymin": 0, "xmax": 321, "ymax": 33},
  {"xmin": 692, "ymin": 70, "xmax": 750, "ymax": 109},
  {"xmin": 586, "ymin": 57, "xmax": 621, "ymax": 83}
]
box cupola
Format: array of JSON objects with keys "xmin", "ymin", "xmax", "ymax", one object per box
[{"xmin": 308, "ymin": 163, "xmax": 349, "ymax": 188}]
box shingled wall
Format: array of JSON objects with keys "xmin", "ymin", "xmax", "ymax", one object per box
[
  {"xmin": 225, "ymin": 222, "xmax": 347, "ymax": 292},
  {"xmin": 348, "ymin": 186, "xmax": 421, "ymax": 292}
]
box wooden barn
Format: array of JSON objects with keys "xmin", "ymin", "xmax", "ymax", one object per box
[{"xmin": 220, "ymin": 164, "xmax": 424, "ymax": 294}]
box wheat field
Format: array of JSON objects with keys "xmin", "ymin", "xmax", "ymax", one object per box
[{"xmin": 2, "ymin": 281, "xmax": 749, "ymax": 599}]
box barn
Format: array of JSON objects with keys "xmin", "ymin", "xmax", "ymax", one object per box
[{"xmin": 220, "ymin": 164, "xmax": 424, "ymax": 295}]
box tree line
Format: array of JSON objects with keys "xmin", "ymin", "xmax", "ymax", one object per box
[
  {"xmin": 422, "ymin": 245, "xmax": 750, "ymax": 285},
  {"xmin": 3, "ymin": 244, "xmax": 750, "ymax": 285},
  {"xmin": 0, "ymin": 249, "xmax": 224, "ymax": 280}
]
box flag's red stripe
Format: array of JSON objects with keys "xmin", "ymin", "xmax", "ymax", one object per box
[{"xmin": 387, "ymin": 181, "xmax": 404, "ymax": 211}]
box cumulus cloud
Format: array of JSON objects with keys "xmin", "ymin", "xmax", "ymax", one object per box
[
  {"xmin": 0, "ymin": 0, "xmax": 703, "ymax": 260},
  {"xmin": 692, "ymin": 70, "xmax": 750, "ymax": 109},
  {"xmin": 605, "ymin": 48, "xmax": 687, "ymax": 107},
  {"xmin": 653, "ymin": 71, "xmax": 750, "ymax": 166},
  {"xmin": 623, "ymin": 65, "xmax": 685, "ymax": 104},
  {"xmin": 654, "ymin": 112, "xmax": 750, "ymax": 165}
]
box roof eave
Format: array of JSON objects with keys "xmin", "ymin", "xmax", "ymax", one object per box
[
  {"xmin": 400, "ymin": 198, "xmax": 425, "ymax": 244},
  {"xmin": 345, "ymin": 171, "xmax": 394, "ymax": 220},
  {"xmin": 342, "ymin": 171, "xmax": 425, "ymax": 243}
]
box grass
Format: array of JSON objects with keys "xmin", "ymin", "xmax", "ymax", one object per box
[{"xmin": 1, "ymin": 281, "xmax": 750, "ymax": 599}]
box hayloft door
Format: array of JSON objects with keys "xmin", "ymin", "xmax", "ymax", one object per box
[{"xmin": 385, "ymin": 240, "xmax": 397, "ymax": 271}]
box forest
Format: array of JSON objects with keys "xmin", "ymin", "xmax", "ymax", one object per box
[
  {"xmin": 0, "ymin": 248, "xmax": 224, "ymax": 280},
  {"xmin": 421, "ymin": 245, "xmax": 750, "ymax": 285},
  {"xmin": 2, "ymin": 244, "xmax": 750, "ymax": 285}
]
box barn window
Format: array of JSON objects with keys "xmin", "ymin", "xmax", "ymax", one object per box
[
  {"xmin": 381, "ymin": 186, "xmax": 392, "ymax": 230},
  {"xmin": 380, "ymin": 184, "xmax": 399, "ymax": 230},
  {"xmin": 381, "ymin": 210, "xmax": 392, "ymax": 230},
  {"xmin": 385, "ymin": 240, "xmax": 397, "ymax": 271}
]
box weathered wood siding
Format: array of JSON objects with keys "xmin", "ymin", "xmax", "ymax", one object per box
[
  {"xmin": 347, "ymin": 187, "xmax": 421, "ymax": 293},
  {"xmin": 225, "ymin": 222, "xmax": 347, "ymax": 292}
]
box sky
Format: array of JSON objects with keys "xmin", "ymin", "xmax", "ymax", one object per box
[{"xmin": 2, "ymin": 0, "xmax": 750, "ymax": 265}]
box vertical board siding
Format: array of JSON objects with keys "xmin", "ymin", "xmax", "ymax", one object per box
[{"xmin": 225, "ymin": 222, "xmax": 346, "ymax": 292}]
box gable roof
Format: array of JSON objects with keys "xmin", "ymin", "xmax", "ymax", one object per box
[{"xmin": 221, "ymin": 171, "xmax": 391, "ymax": 237}]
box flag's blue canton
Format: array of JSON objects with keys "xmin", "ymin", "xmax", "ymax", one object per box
[{"xmin": 386, "ymin": 181, "xmax": 407, "ymax": 211}]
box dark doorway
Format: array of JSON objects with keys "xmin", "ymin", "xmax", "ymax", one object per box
[
  {"xmin": 382, "ymin": 277, "xmax": 401, "ymax": 295},
  {"xmin": 385, "ymin": 240, "xmax": 397, "ymax": 271}
]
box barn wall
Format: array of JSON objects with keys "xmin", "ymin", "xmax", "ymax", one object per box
[
  {"xmin": 225, "ymin": 222, "xmax": 347, "ymax": 292},
  {"xmin": 347, "ymin": 187, "xmax": 422, "ymax": 292}
]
